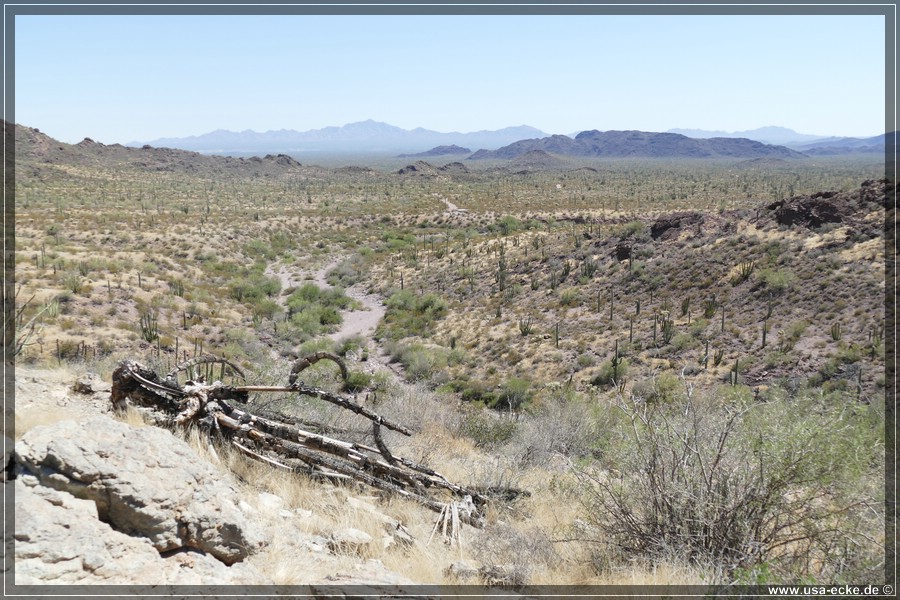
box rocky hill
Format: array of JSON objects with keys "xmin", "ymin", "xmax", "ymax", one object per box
[
  {"xmin": 508, "ymin": 149, "xmax": 568, "ymax": 172},
  {"xmin": 10, "ymin": 121, "xmax": 308, "ymax": 183},
  {"xmin": 469, "ymin": 129, "xmax": 807, "ymax": 160},
  {"xmin": 398, "ymin": 145, "xmax": 471, "ymax": 158},
  {"xmin": 396, "ymin": 160, "xmax": 474, "ymax": 176}
]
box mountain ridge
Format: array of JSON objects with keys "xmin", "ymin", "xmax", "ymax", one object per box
[
  {"xmin": 131, "ymin": 120, "xmax": 548, "ymax": 154},
  {"xmin": 666, "ymin": 126, "xmax": 827, "ymax": 146},
  {"xmin": 792, "ymin": 133, "xmax": 890, "ymax": 155},
  {"xmin": 127, "ymin": 121, "xmax": 887, "ymax": 156},
  {"xmin": 469, "ymin": 129, "xmax": 807, "ymax": 160}
]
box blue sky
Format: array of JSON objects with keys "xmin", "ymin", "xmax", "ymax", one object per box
[{"xmin": 13, "ymin": 13, "xmax": 887, "ymax": 144}]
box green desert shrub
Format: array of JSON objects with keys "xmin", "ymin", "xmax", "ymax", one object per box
[
  {"xmin": 228, "ymin": 272, "xmax": 281, "ymax": 302},
  {"xmin": 591, "ymin": 358, "xmax": 630, "ymax": 388},
  {"xmin": 336, "ymin": 334, "xmax": 367, "ymax": 357},
  {"xmin": 496, "ymin": 377, "xmax": 532, "ymax": 410},
  {"xmin": 616, "ymin": 220, "xmax": 650, "ymax": 241},
  {"xmin": 250, "ymin": 297, "xmax": 280, "ymax": 321},
  {"xmin": 559, "ymin": 287, "xmax": 580, "ymax": 307},
  {"xmin": 459, "ymin": 409, "xmax": 518, "ymax": 450},
  {"xmin": 578, "ymin": 389, "xmax": 884, "ymax": 582},
  {"xmin": 755, "ymin": 268, "xmax": 796, "ymax": 294},
  {"xmin": 282, "ymin": 283, "xmax": 354, "ymax": 336},
  {"xmin": 242, "ymin": 239, "xmax": 276, "ymax": 262},
  {"xmin": 342, "ymin": 371, "xmax": 372, "ymax": 393},
  {"xmin": 384, "ymin": 341, "xmax": 449, "ymax": 383},
  {"xmin": 286, "ymin": 282, "xmax": 352, "ymax": 313},
  {"xmin": 326, "ymin": 256, "xmax": 367, "ymax": 288},
  {"xmin": 631, "ymin": 370, "xmax": 683, "ymax": 404},
  {"xmin": 380, "ymin": 289, "xmax": 448, "ymax": 340}
]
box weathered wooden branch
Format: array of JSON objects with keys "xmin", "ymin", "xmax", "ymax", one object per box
[
  {"xmin": 165, "ymin": 353, "xmax": 246, "ymax": 382},
  {"xmin": 110, "ymin": 354, "xmax": 489, "ymax": 528},
  {"xmin": 286, "ymin": 383, "xmax": 413, "ymax": 436},
  {"xmin": 372, "ymin": 422, "xmax": 398, "ymax": 466},
  {"xmin": 288, "ymin": 351, "xmax": 348, "ymax": 384}
]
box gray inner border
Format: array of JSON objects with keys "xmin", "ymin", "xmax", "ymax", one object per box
[{"xmin": 3, "ymin": 1, "xmax": 896, "ymax": 597}]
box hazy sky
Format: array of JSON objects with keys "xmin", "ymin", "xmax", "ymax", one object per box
[{"xmin": 13, "ymin": 13, "xmax": 888, "ymax": 144}]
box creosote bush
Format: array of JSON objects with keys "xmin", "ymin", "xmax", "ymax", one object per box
[
  {"xmin": 342, "ymin": 371, "xmax": 372, "ymax": 393},
  {"xmin": 458, "ymin": 409, "xmax": 518, "ymax": 450},
  {"xmin": 228, "ymin": 271, "xmax": 281, "ymax": 303},
  {"xmin": 754, "ymin": 268, "xmax": 797, "ymax": 294},
  {"xmin": 380, "ymin": 289, "xmax": 448, "ymax": 340},
  {"xmin": 577, "ymin": 387, "xmax": 884, "ymax": 583},
  {"xmin": 630, "ymin": 370, "xmax": 682, "ymax": 404},
  {"xmin": 281, "ymin": 283, "xmax": 354, "ymax": 337},
  {"xmin": 591, "ymin": 358, "xmax": 629, "ymax": 388}
]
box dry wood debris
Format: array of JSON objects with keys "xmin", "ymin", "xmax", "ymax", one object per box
[{"xmin": 110, "ymin": 352, "xmax": 488, "ymax": 528}]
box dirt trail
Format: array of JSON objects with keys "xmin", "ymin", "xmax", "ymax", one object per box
[
  {"xmin": 441, "ymin": 198, "xmax": 465, "ymax": 213},
  {"xmin": 265, "ymin": 259, "xmax": 397, "ymax": 375},
  {"xmin": 327, "ymin": 288, "xmax": 385, "ymax": 342},
  {"xmin": 279, "ymin": 258, "xmax": 386, "ymax": 342}
]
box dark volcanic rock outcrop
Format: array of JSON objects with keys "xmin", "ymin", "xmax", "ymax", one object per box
[
  {"xmin": 651, "ymin": 212, "xmax": 704, "ymax": 240},
  {"xmin": 398, "ymin": 161, "xmax": 439, "ymax": 175},
  {"xmin": 613, "ymin": 241, "xmax": 632, "ymax": 261},
  {"xmin": 767, "ymin": 178, "xmax": 891, "ymax": 229},
  {"xmin": 439, "ymin": 161, "xmax": 470, "ymax": 174}
]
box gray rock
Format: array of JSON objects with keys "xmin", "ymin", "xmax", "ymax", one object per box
[
  {"xmin": 479, "ymin": 563, "xmax": 529, "ymax": 588},
  {"xmin": 257, "ymin": 491, "xmax": 284, "ymax": 512},
  {"xmin": 14, "ymin": 415, "xmax": 264, "ymax": 565},
  {"xmin": 328, "ymin": 527, "xmax": 373, "ymax": 556},
  {"xmin": 14, "ymin": 477, "xmax": 268, "ymax": 584},
  {"xmin": 312, "ymin": 558, "xmax": 416, "ymax": 586},
  {"xmin": 346, "ymin": 495, "xmax": 415, "ymax": 551},
  {"xmin": 72, "ymin": 373, "xmax": 98, "ymax": 395},
  {"xmin": 306, "ymin": 536, "xmax": 330, "ymax": 553},
  {"xmin": 444, "ymin": 559, "xmax": 481, "ymax": 582},
  {"xmin": 383, "ymin": 522, "xmax": 414, "ymax": 550}
]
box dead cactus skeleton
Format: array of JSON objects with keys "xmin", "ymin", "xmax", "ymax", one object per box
[{"xmin": 110, "ymin": 352, "xmax": 488, "ymax": 528}]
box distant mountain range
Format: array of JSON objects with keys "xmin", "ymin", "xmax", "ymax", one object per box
[
  {"xmin": 666, "ymin": 126, "xmax": 888, "ymax": 154},
  {"xmin": 11, "ymin": 120, "xmax": 891, "ymax": 188},
  {"xmin": 132, "ymin": 121, "xmax": 887, "ymax": 157},
  {"xmin": 791, "ymin": 133, "xmax": 889, "ymax": 155},
  {"xmin": 132, "ymin": 121, "xmax": 547, "ymax": 154},
  {"xmin": 665, "ymin": 126, "xmax": 826, "ymax": 146}
]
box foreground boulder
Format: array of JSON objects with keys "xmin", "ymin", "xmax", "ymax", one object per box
[
  {"xmin": 14, "ymin": 478, "xmax": 266, "ymax": 585},
  {"xmin": 14, "ymin": 415, "xmax": 264, "ymax": 566}
]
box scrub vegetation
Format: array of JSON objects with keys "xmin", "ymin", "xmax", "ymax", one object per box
[{"xmin": 11, "ymin": 123, "xmax": 889, "ymax": 587}]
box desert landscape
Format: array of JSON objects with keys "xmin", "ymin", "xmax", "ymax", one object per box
[{"xmin": 6, "ymin": 121, "xmax": 890, "ymax": 591}]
